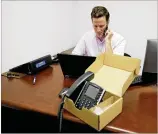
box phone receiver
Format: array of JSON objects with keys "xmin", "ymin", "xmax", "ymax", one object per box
[
  {"xmin": 65, "ymin": 71, "xmax": 94, "ymax": 98},
  {"xmin": 104, "ymin": 26, "xmax": 108, "ymax": 36}
]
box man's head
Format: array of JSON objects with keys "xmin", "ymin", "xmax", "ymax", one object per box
[{"xmin": 91, "ymin": 6, "xmax": 110, "ymax": 39}]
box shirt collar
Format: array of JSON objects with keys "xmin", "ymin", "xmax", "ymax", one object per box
[{"xmin": 96, "ymin": 36, "xmax": 105, "ymax": 44}]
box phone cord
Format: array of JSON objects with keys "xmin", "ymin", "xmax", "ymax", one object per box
[{"xmin": 57, "ymin": 96, "xmax": 66, "ymax": 133}]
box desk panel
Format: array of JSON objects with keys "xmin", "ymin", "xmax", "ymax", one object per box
[{"xmin": 1, "ymin": 64, "xmax": 157, "ymax": 133}]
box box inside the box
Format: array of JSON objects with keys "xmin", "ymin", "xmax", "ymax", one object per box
[
  {"xmin": 65, "ymin": 90, "xmax": 120, "ymax": 115},
  {"xmin": 90, "ymin": 92, "xmax": 120, "ymax": 115}
]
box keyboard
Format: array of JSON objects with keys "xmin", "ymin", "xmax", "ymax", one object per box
[{"xmin": 131, "ymin": 76, "xmax": 142, "ymax": 85}]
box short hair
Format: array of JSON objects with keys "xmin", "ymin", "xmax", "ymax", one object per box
[{"xmin": 91, "ymin": 6, "xmax": 110, "ymax": 22}]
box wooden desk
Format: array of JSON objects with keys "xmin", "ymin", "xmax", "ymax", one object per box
[{"xmin": 1, "ymin": 64, "xmax": 157, "ymax": 133}]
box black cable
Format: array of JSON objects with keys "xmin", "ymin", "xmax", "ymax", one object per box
[{"xmin": 57, "ymin": 95, "xmax": 66, "ymax": 133}]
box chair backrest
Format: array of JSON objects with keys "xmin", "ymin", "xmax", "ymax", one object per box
[{"xmin": 124, "ymin": 53, "xmax": 131, "ymax": 57}]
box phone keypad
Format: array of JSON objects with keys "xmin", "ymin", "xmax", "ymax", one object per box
[{"xmin": 75, "ymin": 96, "xmax": 97, "ymax": 110}]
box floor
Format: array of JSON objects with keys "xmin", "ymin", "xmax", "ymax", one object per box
[{"xmin": 1, "ymin": 106, "xmax": 112, "ymax": 133}]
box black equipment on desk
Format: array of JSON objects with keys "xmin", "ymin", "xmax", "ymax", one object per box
[
  {"xmin": 57, "ymin": 53, "xmax": 96, "ymax": 78},
  {"xmin": 131, "ymin": 39, "xmax": 157, "ymax": 85},
  {"xmin": 74, "ymin": 81, "xmax": 106, "ymax": 110},
  {"xmin": 51, "ymin": 54, "xmax": 59, "ymax": 63},
  {"xmin": 9, "ymin": 55, "xmax": 52, "ymax": 75},
  {"xmin": 58, "ymin": 71, "xmax": 106, "ymax": 132}
]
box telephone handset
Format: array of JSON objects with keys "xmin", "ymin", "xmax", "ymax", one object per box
[
  {"xmin": 57, "ymin": 71, "xmax": 106, "ymax": 132},
  {"xmin": 65, "ymin": 71, "xmax": 106, "ymax": 110},
  {"xmin": 66, "ymin": 71, "xmax": 94, "ymax": 98},
  {"xmin": 104, "ymin": 26, "xmax": 108, "ymax": 36}
]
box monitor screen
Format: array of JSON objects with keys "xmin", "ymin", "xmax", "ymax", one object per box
[
  {"xmin": 143, "ymin": 39, "xmax": 157, "ymax": 73},
  {"xmin": 57, "ymin": 53, "xmax": 96, "ymax": 78},
  {"xmin": 141, "ymin": 39, "xmax": 157, "ymax": 83}
]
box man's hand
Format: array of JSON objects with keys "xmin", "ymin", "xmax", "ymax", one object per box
[
  {"xmin": 105, "ymin": 29, "xmax": 113, "ymax": 42},
  {"xmin": 105, "ymin": 29, "xmax": 113, "ymax": 54}
]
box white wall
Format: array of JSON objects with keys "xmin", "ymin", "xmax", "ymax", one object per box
[
  {"xmin": 73, "ymin": 1, "xmax": 157, "ymax": 74},
  {"xmin": 2, "ymin": 1, "xmax": 75, "ymax": 72},
  {"xmin": 2, "ymin": 1, "xmax": 157, "ymax": 74}
]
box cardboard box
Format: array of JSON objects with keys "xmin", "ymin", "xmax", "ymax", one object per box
[{"xmin": 64, "ymin": 53, "xmax": 141, "ymax": 131}]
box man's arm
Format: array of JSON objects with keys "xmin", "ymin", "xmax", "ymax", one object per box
[
  {"xmin": 105, "ymin": 30, "xmax": 113, "ymax": 54},
  {"xmin": 72, "ymin": 36, "xmax": 86, "ymax": 56},
  {"xmin": 105, "ymin": 30, "xmax": 126, "ymax": 56},
  {"xmin": 105, "ymin": 40, "xmax": 113, "ymax": 54}
]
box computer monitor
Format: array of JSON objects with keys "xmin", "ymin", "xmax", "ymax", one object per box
[
  {"xmin": 57, "ymin": 53, "xmax": 96, "ymax": 78},
  {"xmin": 142, "ymin": 39, "xmax": 157, "ymax": 83}
]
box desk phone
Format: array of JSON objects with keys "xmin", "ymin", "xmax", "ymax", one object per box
[{"xmin": 75, "ymin": 81, "xmax": 106, "ymax": 110}]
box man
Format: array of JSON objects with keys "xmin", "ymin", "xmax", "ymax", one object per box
[{"xmin": 72, "ymin": 6, "xmax": 126, "ymax": 56}]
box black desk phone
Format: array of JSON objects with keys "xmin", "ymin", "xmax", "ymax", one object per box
[
  {"xmin": 65, "ymin": 71, "xmax": 106, "ymax": 110},
  {"xmin": 58, "ymin": 71, "xmax": 106, "ymax": 132}
]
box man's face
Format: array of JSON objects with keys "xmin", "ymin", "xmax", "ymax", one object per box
[{"xmin": 92, "ymin": 16, "xmax": 108, "ymax": 39}]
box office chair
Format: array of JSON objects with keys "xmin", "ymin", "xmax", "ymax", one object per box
[{"xmin": 124, "ymin": 53, "xmax": 131, "ymax": 57}]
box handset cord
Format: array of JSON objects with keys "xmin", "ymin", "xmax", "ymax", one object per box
[{"xmin": 57, "ymin": 95, "xmax": 66, "ymax": 133}]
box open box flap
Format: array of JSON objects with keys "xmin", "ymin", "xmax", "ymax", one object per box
[
  {"xmin": 86, "ymin": 53, "xmax": 141, "ymax": 97},
  {"xmin": 90, "ymin": 65, "xmax": 132, "ymax": 97},
  {"xmin": 103, "ymin": 53, "xmax": 141, "ymax": 75}
]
